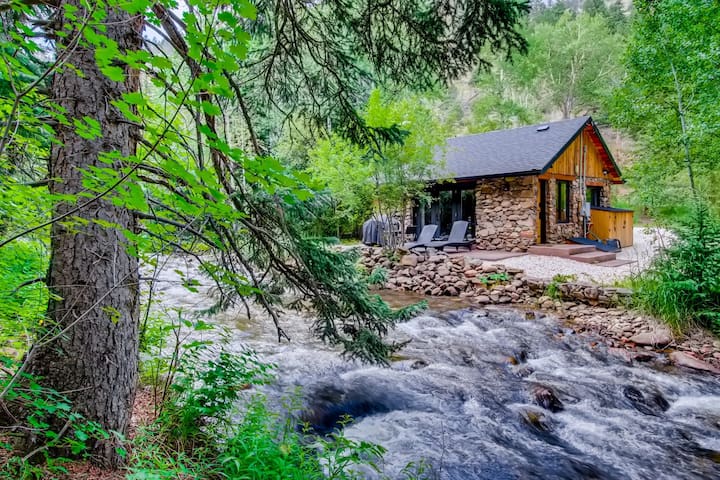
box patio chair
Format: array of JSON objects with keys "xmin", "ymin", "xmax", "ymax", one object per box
[
  {"xmin": 404, "ymin": 224, "xmax": 438, "ymax": 251},
  {"xmin": 426, "ymin": 220, "xmax": 473, "ymax": 252}
]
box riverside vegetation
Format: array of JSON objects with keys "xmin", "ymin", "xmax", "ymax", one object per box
[{"xmin": 1, "ymin": 0, "xmax": 720, "ymax": 478}]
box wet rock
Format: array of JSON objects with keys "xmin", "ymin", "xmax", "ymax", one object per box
[
  {"xmin": 520, "ymin": 409, "xmax": 553, "ymax": 432},
  {"xmin": 411, "ymin": 359, "xmax": 428, "ymax": 369},
  {"xmin": 670, "ymin": 351, "xmax": 720, "ymax": 374},
  {"xmin": 623, "ymin": 386, "xmax": 660, "ymax": 416},
  {"xmin": 532, "ymin": 385, "xmax": 564, "ymax": 413},
  {"xmin": 629, "ymin": 330, "xmax": 672, "ymax": 347}
]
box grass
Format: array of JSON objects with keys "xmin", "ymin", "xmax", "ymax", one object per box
[{"xmin": 627, "ymin": 205, "xmax": 720, "ymax": 334}]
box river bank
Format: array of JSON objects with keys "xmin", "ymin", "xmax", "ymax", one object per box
[{"xmin": 361, "ymin": 247, "xmax": 720, "ymax": 374}]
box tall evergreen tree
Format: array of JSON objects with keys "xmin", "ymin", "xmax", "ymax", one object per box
[{"xmin": 0, "ymin": 0, "xmax": 529, "ymax": 466}]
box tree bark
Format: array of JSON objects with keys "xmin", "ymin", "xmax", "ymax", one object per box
[{"xmin": 22, "ymin": 0, "xmax": 142, "ymax": 467}]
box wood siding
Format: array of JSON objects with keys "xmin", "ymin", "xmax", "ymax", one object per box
[
  {"xmin": 590, "ymin": 208, "xmax": 634, "ymax": 247},
  {"xmin": 541, "ymin": 130, "xmax": 621, "ymax": 182}
]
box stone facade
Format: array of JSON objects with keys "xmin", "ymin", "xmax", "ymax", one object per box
[
  {"xmin": 474, "ymin": 176, "xmax": 537, "ymax": 252},
  {"xmin": 544, "ymin": 177, "xmax": 582, "ymax": 244},
  {"xmin": 544, "ymin": 176, "xmax": 612, "ymax": 244}
]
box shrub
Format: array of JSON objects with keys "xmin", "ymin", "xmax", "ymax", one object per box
[
  {"xmin": 545, "ymin": 274, "xmax": 577, "ymax": 300},
  {"xmin": 0, "ymin": 356, "xmax": 120, "ymax": 479},
  {"xmin": 0, "ymin": 241, "xmax": 48, "ymax": 353},
  {"xmin": 631, "ymin": 205, "xmax": 720, "ymax": 332},
  {"xmin": 129, "ymin": 334, "xmax": 433, "ymax": 479}
]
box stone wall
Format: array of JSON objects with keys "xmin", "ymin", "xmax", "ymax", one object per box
[
  {"xmin": 545, "ymin": 176, "xmax": 613, "ymax": 243},
  {"xmin": 360, "ymin": 247, "xmax": 632, "ymax": 307},
  {"xmin": 544, "ymin": 177, "xmax": 582, "ymax": 243},
  {"xmin": 474, "ymin": 176, "xmax": 537, "ymax": 252},
  {"xmin": 358, "ymin": 247, "xmax": 720, "ymax": 372}
]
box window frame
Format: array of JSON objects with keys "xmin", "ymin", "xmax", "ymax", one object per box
[
  {"xmin": 556, "ymin": 180, "xmax": 571, "ymax": 224},
  {"xmin": 586, "ymin": 186, "xmax": 602, "ymax": 208}
]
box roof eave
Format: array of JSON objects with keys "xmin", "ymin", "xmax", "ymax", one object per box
[{"xmin": 538, "ymin": 117, "xmax": 590, "ymax": 175}]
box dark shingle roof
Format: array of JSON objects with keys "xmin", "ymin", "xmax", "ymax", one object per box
[{"xmin": 433, "ymin": 116, "xmax": 592, "ymax": 180}]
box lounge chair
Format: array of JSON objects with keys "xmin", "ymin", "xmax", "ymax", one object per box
[
  {"xmin": 426, "ymin": 221, "xmax": 473, "ymax": 252},
  {"xmin": 404, "ymin": 224, "xmax": 438, "ymax": 250}
]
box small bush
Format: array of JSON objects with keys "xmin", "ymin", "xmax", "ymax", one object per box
[
  {"xmin": 130, "ymin": 335, "xmax": 433, "ymax": 479},
  {"xmin": 0, "ymin": 241, "xmax": 48, "ymax": 353},
  {"xmin": 0, "ymin": 356, "xmax": 120, "ymax": 479},
  {"xmin": 631, "ymin": 205, "xmax": 720, "ymax": 332},
  {"xmin": 545, "ymin": 274, "xmax": 577, "ymax": 299},
  {"xmin": 476, "ymin": 272, "xmax": 510, "ymax": 286}
]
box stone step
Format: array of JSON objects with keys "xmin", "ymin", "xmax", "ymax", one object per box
[
  {"xmin": 571, "ymin": 251, "xmax": 617, "ymax": 264},
  {"xmin": 528, "ymin": 244, "xmax": 596, "ymax": 257}
]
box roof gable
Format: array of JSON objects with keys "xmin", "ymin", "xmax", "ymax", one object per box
[{"xmin": 433, "ymin": 116, "xmax": 620, "ymax": 181}]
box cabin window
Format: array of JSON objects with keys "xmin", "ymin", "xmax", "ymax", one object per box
[
  {"xmin": 556, "ymin": 181, "xmax": 571, "ymax": 223},
  {"xmin": 586, "ymin": 187, "xmax": 602, "ymax": 207}
]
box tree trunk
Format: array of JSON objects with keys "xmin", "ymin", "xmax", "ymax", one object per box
[{"xmin": 23, "ymin": 0, "xmax": 142, "ymax": 467}]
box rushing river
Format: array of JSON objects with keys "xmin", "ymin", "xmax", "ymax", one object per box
[{"xmin": 154, "ymin": 260, "xmax": 720, "ymax": 480}]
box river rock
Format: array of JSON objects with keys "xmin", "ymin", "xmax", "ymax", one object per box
[
  {"xmin": 629, "ymin": 330, "xmax": 672, "ymax": 347},
  {"xmin": 670, "ymin": 351, "xmax": 720, "ymax": 374},
  {"xmin": 531, "ymin": 385, "xmax": 564, "ymax": 412},
  {"xmin": 623, "ymin": 386, "xmax": 670, "ymax": 415},
  {"xmin": 520, "ymin": 409, "xmax": 553, "ymax": 432},
  {"xmin": 411, "ymin": 359, "xmax": 428, "ymax": 369},
  {"xmin": 476, "ymin": 295, "xmax": 491, "ymax": 304},
  {"xmin": 399, "ymin": 254, "xmax": 419, "ymax": 267}
]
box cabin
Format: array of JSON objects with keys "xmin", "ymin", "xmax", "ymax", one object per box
[{"xmin": 413, "ymin": 116, "xmax": 632, "ymax": 251}]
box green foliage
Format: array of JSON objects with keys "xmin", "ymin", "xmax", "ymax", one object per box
[
  {"xmin": 307, "ymin": 89, "xmax": 448, "ymax": 243},
  {"xmin": 366, "ymin": 267, "xmax": 389, "ymax": 286},
  {"xmin": 476, "ymin": 272, "xmax": 510, "ymax": 286},
  {"xmin": 465, "ymin": 8, "xmax": 624, "ymax": 135},
  {"xmin": 545, "ymin": 273, "xmax": 577, "ymax": 299},
  {"xmin": 0, "ymin": 357, "xmax": 121, "ymax": 479},
  {"xmin": 292, "ymin": 239, "xmax": 425, "ymax": 364},
  {"xmin": 611, "ymin": 0, "xmax": 720, "ymax": 220},
  {"xmin": 630, "ymin": 206, "xmax": 720, "ymax": 333},
  {"xmin": 0, "ymin": 240, "xmax": 48, "ymax": 353},
  {"xmin": 129, "ymin": 342, "xmax": 433, "ymax": 480},
  {"xmin": 521, "ymin": 11, "xmax": 623, "ymax": 118}
]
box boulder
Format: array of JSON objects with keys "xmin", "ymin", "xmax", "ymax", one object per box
[
  {"xmin": 670, "ymin": 351, "xmax": 720, "ymax": 374},
  {"xmin": 464, "ymin": 269, "xmax": 478, "ymax": 278},
  {"xmin": 629, "ymin": 330, "xmax": 672, "ymax": 347},
  {"xmin": 531, "ymin": 385, "xmax": 563, "ymax": 412},
  {"xmin": 399, "ymin": 254, "xmax": 419, "ymax": 267},
  {"xmin": 476, "ymin": 295, "xmax": 491, "ymax": 304}
]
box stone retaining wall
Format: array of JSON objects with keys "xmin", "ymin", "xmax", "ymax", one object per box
[
  {"xmin": 360, "ymin": 247, "xmax": 632, "ymax": 308},
  {"xmin": 359, "ymin": 247, "xmax": 720, "ymax": 373}
]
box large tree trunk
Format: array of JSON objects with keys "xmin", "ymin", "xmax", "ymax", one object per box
[{"xmin": 23, "ymin": 0, "xmax": 142, "ymax": 467}]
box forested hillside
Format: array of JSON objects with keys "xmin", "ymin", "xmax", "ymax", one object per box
[{"xmin": 1, "ymin": 0, "xmax": 719, "ymax": 478}]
